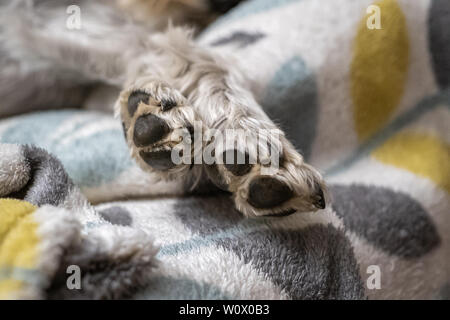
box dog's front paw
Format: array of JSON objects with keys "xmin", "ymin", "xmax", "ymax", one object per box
[
  {"xmin": 117, "ymin": 79, "xmax": 199, "ymax": 179},
  {"xmin": 205, "ymin": 136, "xmax": 327, "ymax": 218}
]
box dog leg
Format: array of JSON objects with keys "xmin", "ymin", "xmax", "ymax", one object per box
[
  {"xmin": 118, "ymin": 27, "xmax": 327, "ymax": 217},
  {"xmin": 2, "ymin": 0, "xmax": 327, "ymax": 215}
]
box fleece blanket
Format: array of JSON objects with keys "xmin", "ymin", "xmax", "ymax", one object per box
[{"xmin": 0, "ymin": 0, "xmax": 449, "ymax": 299}]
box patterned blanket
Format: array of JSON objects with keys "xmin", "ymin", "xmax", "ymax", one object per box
[{"xmin": 0, "ymin": 0, "xmax": 448, "ymax": 299}]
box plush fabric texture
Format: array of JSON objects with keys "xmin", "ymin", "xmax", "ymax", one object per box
[
  {"xmin": 0, "ymin": 146, "xmax": 158, "ymax": 299},
  {"xmin": 0, "ymin": 0, "xmax": 449, "ymax": 299}
]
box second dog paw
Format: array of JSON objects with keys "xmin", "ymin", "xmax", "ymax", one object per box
[{"xmin": 205, "ymin": 140, "xmax": 327, "ymax": 218}]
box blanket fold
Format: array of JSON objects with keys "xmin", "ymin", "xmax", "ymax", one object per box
[{"xmin": 0, "ymin": 144, "xmax": 158, "ymax": 299}]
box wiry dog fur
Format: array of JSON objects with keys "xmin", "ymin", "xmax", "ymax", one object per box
[{"xmin": 0, "ymin": 0, "xmax": 327, "ymax": 217}]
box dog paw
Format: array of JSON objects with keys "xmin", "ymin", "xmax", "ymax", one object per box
[
  {"xmin": 204, "ymin": 137, "xmax": 327, "ymax": 218},
  {"xmin": 117, "ymin": 79, "xmax": 199, "ymax": 178}
]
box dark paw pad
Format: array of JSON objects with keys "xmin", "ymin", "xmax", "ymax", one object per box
[
  {"xmin": 122, "ymin": 122, "xmax": 128, "ymax": 139},
  {"xmin": 209, "ymin": 0, "xmax": 242, "ymax": 13},
  {"xmin": 247, "ymin": 176, "xmax": 293, "ymax": 209},
  {"xmin": 222, "ymin": 150, "xmax": 253, "ymax": 176},
  {"xmin": 133, "ymin": 114, "xmax": 170, "ymax": 147},
  {"xmin": 263, "ymin": 208, "xmax": 297, "ymax": 217},
  {"xmin": 128, "ymin": 91, "xmax": 150, "ymax": 116},
  {"xmin": 160, "ymin": 99, "xmax": 177, "ymax": 112},
  {"xmin": 313, "ymin": 185, "xmax": 326, "ymax": 209},
  {"xmin": 139, "ymin": 150, "xmax": 176, "ymax": 170}
]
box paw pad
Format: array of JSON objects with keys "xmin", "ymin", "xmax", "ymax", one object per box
[
  {"xmin": 160, "ymin": 99, "xmax": 177, "ymax": 111},
  {"xmin": 247, "ymin": 176, "xmax": 293, "ymax": 209},
  {"xmin": 133, "ymin": 114, "xmax": 170, "ymax": 147},
  {"xmin": 313, "ymin": 186, "xmax": 326, "ymax": 209},
  {"xmin": 127, "ymin": 91, "xmax": 150, "ymax": 117},
  {"xmin": 139, "ymin": 150, "xmax": 176, "ymax": 170},
  {"xmin": 222, "ymin": 150, "xmax": 253, "ymax": 176},
  {"xmin": 121, "ymin": 122, "xmax": 128, "ymax": 139}
]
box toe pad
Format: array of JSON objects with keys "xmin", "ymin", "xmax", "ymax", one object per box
[
  {"xmin": 133, "ymin": 114, "xmax": 170, "ymax": 147},
  {"xmin": 247, "ymin": 176, "xmax": 293, "ymax": 209}
]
